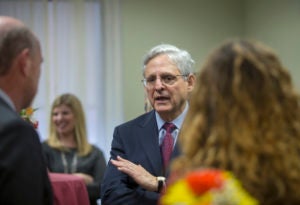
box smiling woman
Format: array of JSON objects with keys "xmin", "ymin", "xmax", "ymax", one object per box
[{"xmin": 42, "ymin": 93, "xmax": 107, "ymax": 205}]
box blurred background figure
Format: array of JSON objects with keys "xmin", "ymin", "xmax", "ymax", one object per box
[
  {"xmin": 42, "ymin": 93, "xmax": 106, "ymax": 205},
  {"xmin": 166, "ymin": 39, "xmax": 300, "ymax": 205}
]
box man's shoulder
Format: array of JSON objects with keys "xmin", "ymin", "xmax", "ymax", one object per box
[
  {"xmin": 117, "ymin": 110, "xmax": 155, "ymax": 128},
  {"xmin": 0, "ymin": 101, "xmax": 34, "ymax": 137}
]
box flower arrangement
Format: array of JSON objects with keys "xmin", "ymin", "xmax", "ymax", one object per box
[
  {"xmin": 20, "ymin": 107, "xmax": 38, "ymax": 129},
  {"xmin": 160, "ymin": 169, "xmax": 258, "ymax": 205}
]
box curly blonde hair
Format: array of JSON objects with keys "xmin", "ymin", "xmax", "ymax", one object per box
[{"xmin": 173, "ymin": 39, "xmax": 300, "ymax": 205}]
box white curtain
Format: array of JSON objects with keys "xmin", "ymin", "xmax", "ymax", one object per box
[{"xmin": 0, "ymin": 0, "xmax": 123, "ymax": 160}]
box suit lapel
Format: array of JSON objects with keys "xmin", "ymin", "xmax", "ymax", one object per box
[{"xmin": 137, "ymin": 111, "xmax": 163, "ymax": 175}]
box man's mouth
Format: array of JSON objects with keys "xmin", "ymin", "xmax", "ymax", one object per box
[{"xmin": 155, "ymin": 96, "xmax": 169, "ymax": 102}]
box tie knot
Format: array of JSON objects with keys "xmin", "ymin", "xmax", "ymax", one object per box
[{"xmin": 163, "ymin": 122, "xmax": 176, "ymax": 133}]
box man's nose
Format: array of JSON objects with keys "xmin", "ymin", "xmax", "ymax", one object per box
[{"xmin": 154, "ymin": 77, "xmax": 164, "ymax": 89}]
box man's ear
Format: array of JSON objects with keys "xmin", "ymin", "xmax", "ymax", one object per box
[
  {"xmin": 187, "ymin": 73, "xmax": 196, "ymax": 92},
  {"xmin": 17, "ymin": 48, "xmax": 31, "ymax": 77}
]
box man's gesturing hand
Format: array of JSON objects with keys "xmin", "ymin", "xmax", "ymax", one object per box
[{"xmin": 111, "ymin": 156, "xmax": 158, "ymax": 192}]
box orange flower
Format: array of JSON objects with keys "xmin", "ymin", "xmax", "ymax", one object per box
[
  {"xmin": 20, "ymin": 107, "xmax": 38, "ymax": 129},
  {"xmin": 25, "ymin": 107, "xmax": 34, "ymax": 116},
  {"xmin": 186, "ymin": 169, "xmax": 224, "ymax": 195}
]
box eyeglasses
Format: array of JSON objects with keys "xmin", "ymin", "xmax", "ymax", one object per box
[{"xmin": 141, "ymin": 74, "xmax": 188, "ymax": 87}]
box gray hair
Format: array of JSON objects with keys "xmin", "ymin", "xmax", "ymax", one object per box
[
  {"xmin": 142, "ymin": 44, "xmax": 195, "ymax": 77},
  {"xmin": 0, "ymin": 25, "xmax": 38, "ymax": 75}
]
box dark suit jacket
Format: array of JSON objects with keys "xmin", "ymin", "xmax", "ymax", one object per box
[
  {"xmin": 101, "ymin": 110, "xmax": 181, "ymax": 205},
  {"xmin": 0, "ymin": 97, "xmax": 53, "ymax": 205}
]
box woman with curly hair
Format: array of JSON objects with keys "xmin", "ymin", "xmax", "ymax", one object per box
[{"xmin": 167, "ymin": 39, "xmax": 300, "ymax": 205}]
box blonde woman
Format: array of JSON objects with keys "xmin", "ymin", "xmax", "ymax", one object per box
[
  {"xmin": 167, "ymin": 39, "xmax": 300, "ymax": 205},
  {"xmin": 42, "ymin": 93, "xmax": 106, "ymax": 205}
]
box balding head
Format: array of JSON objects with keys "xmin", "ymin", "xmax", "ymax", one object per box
[
  {"xmin": 0, "ymin": 16, "xmax": 24, "ymax": 28},
  {"xmin": 0, "ymin": 16, "xmax": 39, "ymax": 75},
  {"xmin": 0, "ymin": 16, "xmax": 42, "ymax": 111}
]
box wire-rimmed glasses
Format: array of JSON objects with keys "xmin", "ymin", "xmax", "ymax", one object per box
[{"xmin": 141, "ymin": 74, "xmax": 188, "ymax": 88}]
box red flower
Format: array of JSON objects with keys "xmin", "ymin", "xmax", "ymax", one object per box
[
  {"xmin": 32, "ymin": 121, "xmax": 39, "ymax": 129},
  {"xmin": 186, "ymin": 169, "xmax": 224, "ymax": 195}
]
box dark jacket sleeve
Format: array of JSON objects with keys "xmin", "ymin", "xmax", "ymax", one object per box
[{"xmin": 101, "ymin": 126, "xmax": 159, "ymax": 205}]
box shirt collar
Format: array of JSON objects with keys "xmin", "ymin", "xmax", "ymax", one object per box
[
  {"xmin": 155, "ymin": 102, "xmax": 189, "ymax": 131},
  {"xmin": 0, "ymin": 89, "xmax": 16, "ymax": 111}
]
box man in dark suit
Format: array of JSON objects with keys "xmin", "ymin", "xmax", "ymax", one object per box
[
  {"xmin": 0, "ymin": 16, "xmax": 53, "ymax": 204},
  {"xmin": 101, "ymin": 44, "xmax": 196, "ymax": 205}
]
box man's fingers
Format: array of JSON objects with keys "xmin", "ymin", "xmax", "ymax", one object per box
[
  {"xmin": 117, "ymin": 155, "xmax": 126, "ymax": 161},
  {"xmin": 111, "ymin": 158, "xmax": 138, "ymax": 173}
]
